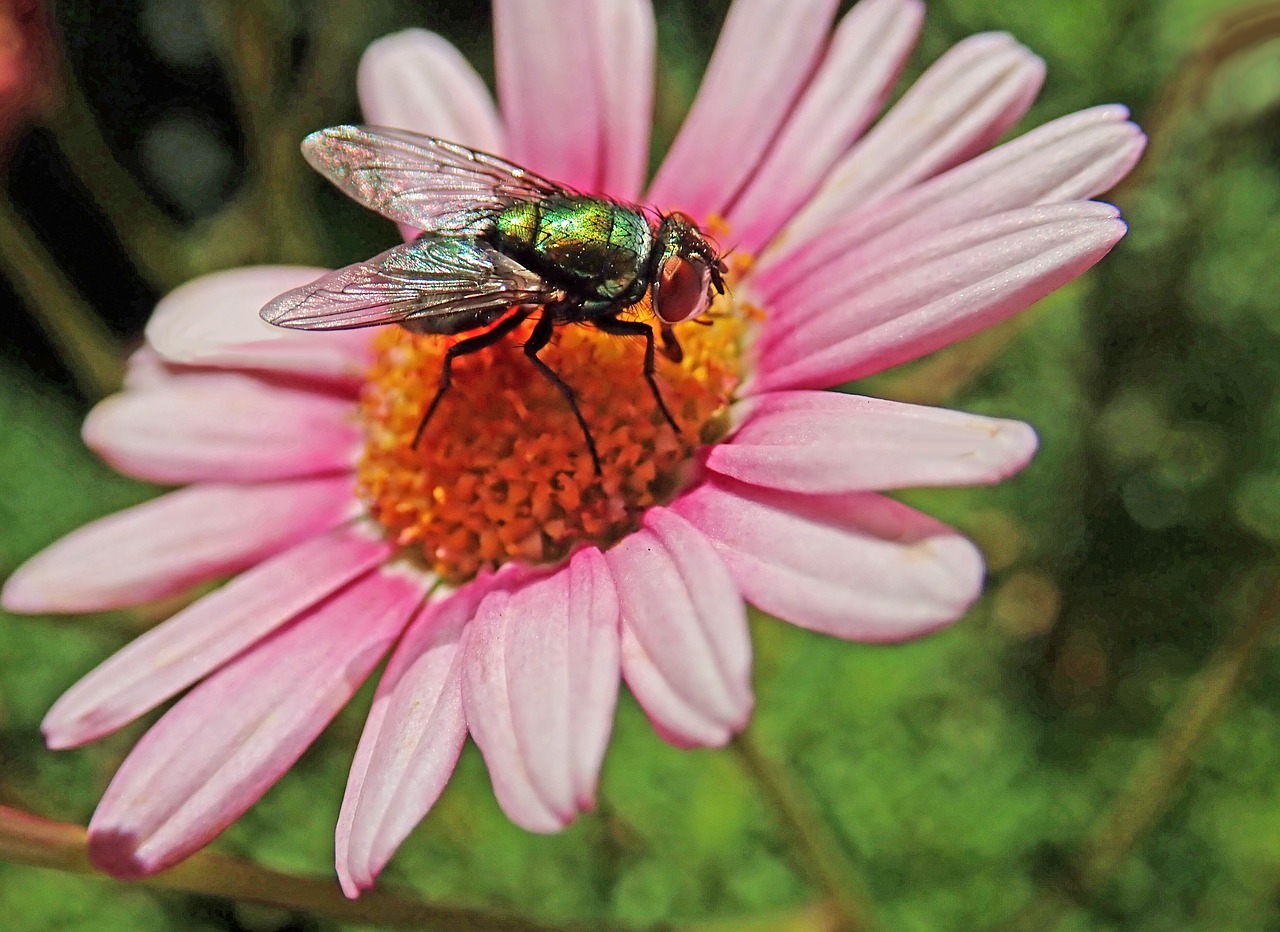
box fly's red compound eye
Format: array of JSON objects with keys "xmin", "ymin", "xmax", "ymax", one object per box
[{"xmin": 654, "ymin": 255, "xmax": 712, "ymax": 323}]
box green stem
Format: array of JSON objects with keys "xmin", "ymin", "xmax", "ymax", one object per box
[
  {"xmin": 288, "ymin": 0, "xmax": 366, "ymax": 136},
  {"xmin": 203, "ymin": 0, "xmax": 326, "ymax": 266},
  {"xmin": 0, "ymin": 195, "xmax": 123, "ymax": 399},
  {"xmin": 999, "ymin": 572, "xmax": 1280, "ymax": 931},
  {"xmin": 731, "ymin": 730, "xmax": 878, "ymax": 932}
]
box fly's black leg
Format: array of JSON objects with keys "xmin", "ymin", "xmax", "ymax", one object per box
[
  {"xmin": 523, "ymin": 312, "xmax": 603, "ymax": 475},
  {"xmin": 412, "ymin": 307, "xmax": 531, "ymax": 449},
  {"xmin": 658, "ymin": 323, "xmax": 683, "ymax": 364},
  {"xmin": 594, "ymin": 316, "xmax": 680, "ymax": 433}
]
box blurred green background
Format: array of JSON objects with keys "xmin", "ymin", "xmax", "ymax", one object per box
[{"xmin": 2, "ymin": 0, "xmax": 1279, "ymax": 929}]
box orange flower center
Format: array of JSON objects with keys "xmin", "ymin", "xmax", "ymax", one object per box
[{"xmin": 356, "ymin": 275, "xmax": 752, "ymax": 583}]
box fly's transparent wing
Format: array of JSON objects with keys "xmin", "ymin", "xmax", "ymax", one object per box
[
  {"xmin": 302, "ymin": 125, "xmax": 570, "ymax": 233},
  {"xmin": 260, "ymin": 235, "xmax": 558, "ymax": 331}
]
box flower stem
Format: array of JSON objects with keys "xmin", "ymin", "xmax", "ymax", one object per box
[
  {"xmin": 0, "ymin": 805, "xmax": 584, "ymax": 931},
  {"xmin": 202, "ymin": 0, "xmax": 327, "ymax": 267},
  {"xmin": 999, "ymin": 571, "xmax": 1280, "ymax": 931},
  {"xmin": 0, "ymin": 194, "xmax": 123, "ymax": 399},
  {"xmin": 731, "ymin": 729, "xmax": 879, "ymax": 932}
]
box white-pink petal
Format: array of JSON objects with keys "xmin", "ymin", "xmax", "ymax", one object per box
[
  {"xmin": 0, "ymin": 476, "xmax": 356, "ymax": 614},
  {"xmin": 607, "ymin": 509, "xmax": 752, "ymax": 749},
  {"xmin": 121, "ymin": 346, "xmax": 173, "ymax": 390},
  {"xmin": 42, "ymin": 524, "xmax": 393, "ymax": 749},
  {"xmin": 674, "ymin": 477, "xmax": 984, "ymax": 642},
  {"xmin": 779, "ymin": 32, "xmax": 1044, "ymax": 247},
  {"xmin": 494, "ymin": 0, "xmax": 652, "ymax": 197},
  {"xmin": 145, "ymin": 267, "xmax": 371, "ymax": 385},
  {"xmin": 708, "ymin": 391, "xmax": 1038, "ymax": 494},
  {"xmin": 725, "ymin": 0, "xmax": 923, "ymax": 253},
  {"xmin": 336, "ymin": 578, "xmax": 494, "ymax": 898},
  {"xmin": 461, "ymin": 549, "xmax": 620, "ymax": 832},
  {"xmin": 358, "ymin": 29, "xmax": 504, "ymax": 153},
  {"xmin": 646, "ymin": 0, "xmax": 840, "ymax": 220},
  {"xmin": 753, "ymin": 104, "xmax": 1145, "ymax": 300},
  {"xmin": 86, "ymin": 567, "xmax": 425, "ymax": 879},
  {"xmin": 357, "ymin": 28, "xmax": 507, "ymax": 242},
  {"xmin": 753, "ymin": 202, "xmax": 1127, "ymax": 392},
  {"xmin": 83, "ymin": 372, "xmax": 360, "ymax": 485},
  {"xmin": 586, "ymin": 0, "xmax": 654, "ymax": 200}
]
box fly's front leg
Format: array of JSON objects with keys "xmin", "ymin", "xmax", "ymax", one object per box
[
  {"xmin": 412, "ymin": 307, "xmax": 531, "ymax": 449},
  {"xmin": 593, "ymin": 315, "xmax": 680, "ymax": 433},
  {"xmin": 658, "ymin": 323, "xmax": 683, "ymax": 364}
]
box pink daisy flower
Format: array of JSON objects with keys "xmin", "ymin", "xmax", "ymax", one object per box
[{"xmin": 2, "ymin": 0, "xmax": 1143, "ymax": 896}]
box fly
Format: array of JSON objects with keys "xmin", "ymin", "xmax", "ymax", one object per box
[{"xmin": 259, "ymin": 125, "xmax": 728, "ymax": 474}]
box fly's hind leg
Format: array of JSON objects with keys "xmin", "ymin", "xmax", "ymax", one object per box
[
  {"xmin": 412, "ymin": 307, "xmax": 531, "ymax": 449},
  {"xmin": 523, "ymin": 312, "xmax": 603, "ymax": 475},
  {"xmin": 593, "ymin": 315, "xmax": 680, "ymax": 433}
]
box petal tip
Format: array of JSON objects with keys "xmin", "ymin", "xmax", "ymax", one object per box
[
  {"xmin": 1, "ymin": 570, "xmax": 41, "ymax": 614},
  {"xmin": 937, "ymin": 534, "xmax": 987, "ymax": 616},
  {"xmin": 86, "ymin": 826, "xmax": 155, "ymax": 880},
  {"xmin": 336, "ymin": 863, "xmax": 371, "ymax": 900},
  {"xmin": 994, "ymin": 419, "xmax": 1040, "ymax": 478},
  {"xmin": 41, "ymin": 723, "xmax": 78, "ymax": 752}
]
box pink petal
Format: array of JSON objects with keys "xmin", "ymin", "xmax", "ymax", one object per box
[
  {"xmin": 122, "ymin": 346, "xmax": 173, "ymax": 390},
  {"xmin": 461, "ymin": 549, "xmax": 621, "ymax": 832},
  {"xmin": 725, "ymin": 0, "xmax": 923, "ymax": 253},
  {"xmin": 752, "ymin": 202, "xmax": 1127, "ymax": 392},
  {"xmin": 83, "ymin": 372, "xmax": 360, "ymax": 485},
  {"xmin": 754, "ymin": 104, "xmax": 1145, "ymax": 300},
  {"xmin": 494, "ymin": 0, "xmax": 652, "ymax": 197},
  {"xmin": 145, "ymin": 267, "xmax": 371, "ymax": 386},
  {"xmin": 42, "ymin": 524, "xmax": 393, "ymax": 749},
  {"xmin": 646, "ymin": 0, "xmax": 840, "ymax": 220},
  {"xmin": 86, "ymin": 567, "xmax": 426, "ymax": 879},
  {"xmin": 336, "ymin": 580, "xmax": 489, "ymax": 898},
  {"xmin": 674, "ymin": 476, "xmax": 984, "ymax": 642},
  {"xmin": 358, "ymin": 29, "xmax": 504, "ymax": 152},
  {"xmin": 606, "ymin": 509, "xmax": 752, "ymax": 749},
  {"xmin": 707, "ymin": 391, "xmax": 1038, "ymax": 494},
  {"xmin": 779, "ymin": 33, "xmax": 1045, "ymax": 247},
  {"xmin": 766, "ymin": 201, "xmax": 1120, "ymax": 332},
  {"xmin": 357, "ymin": 28, "xmax": 507, "ymax": 243},
  {"xmin": 1, "ymin": 476, "xmax": 357, "ymax": 614},
  {"xmin": 587, "ymin": 0, "xmax": 654, "ymax": 200}
]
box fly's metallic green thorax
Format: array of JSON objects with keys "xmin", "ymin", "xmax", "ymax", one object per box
[{"xmin": 489, "ymin": 196, "xmax": 655, "ymax": 308}]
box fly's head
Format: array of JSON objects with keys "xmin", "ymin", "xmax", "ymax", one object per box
[{"xmin": 650, "ymin": 212, "xmax": 728, "ymax": 325}]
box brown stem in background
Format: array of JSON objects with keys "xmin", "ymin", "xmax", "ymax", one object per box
[
  {"xmin": 1118, "ymin": 2, "xmax": 1280, "ymax": 195},
  {"xmin": 0, "ymin": 805, "xmax": 595, "ymax": 932},
  {"xmin": 0, "ymin": 194, "xmax": 122, "ymax": 398},
  {"xmin": 0, "ymin": 802, "xmax": 846, "ymax": 932},
  {"xmin": 998, "ymin": 573, "xmax": 1280, "ymax": 932},
  {"xmin": 732, "ymin": 730, "xmax": 879, "ymax": 932}
]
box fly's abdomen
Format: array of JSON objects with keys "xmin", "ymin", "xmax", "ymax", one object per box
[{"xmin": 491, "ymin": 197, "xmax": 653, "ymax": 303}]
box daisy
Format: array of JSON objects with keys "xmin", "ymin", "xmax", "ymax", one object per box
[{"xmin": 2, "ymin": 0, "xmax": 1143, "ymax": 896}]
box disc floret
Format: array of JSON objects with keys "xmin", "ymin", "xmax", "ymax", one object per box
[{"xmin": 356, "ymin": 294, "xmax": 747, "ymax": 582}]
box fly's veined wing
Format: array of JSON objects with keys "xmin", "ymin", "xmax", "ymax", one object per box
[
  {"xmin": 302, "ymin": 125, "xmax": 570, "ymax": 234},
  {"xmin": 260, "ymin": 235, "xmax": 558, "ymax": 331}
]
